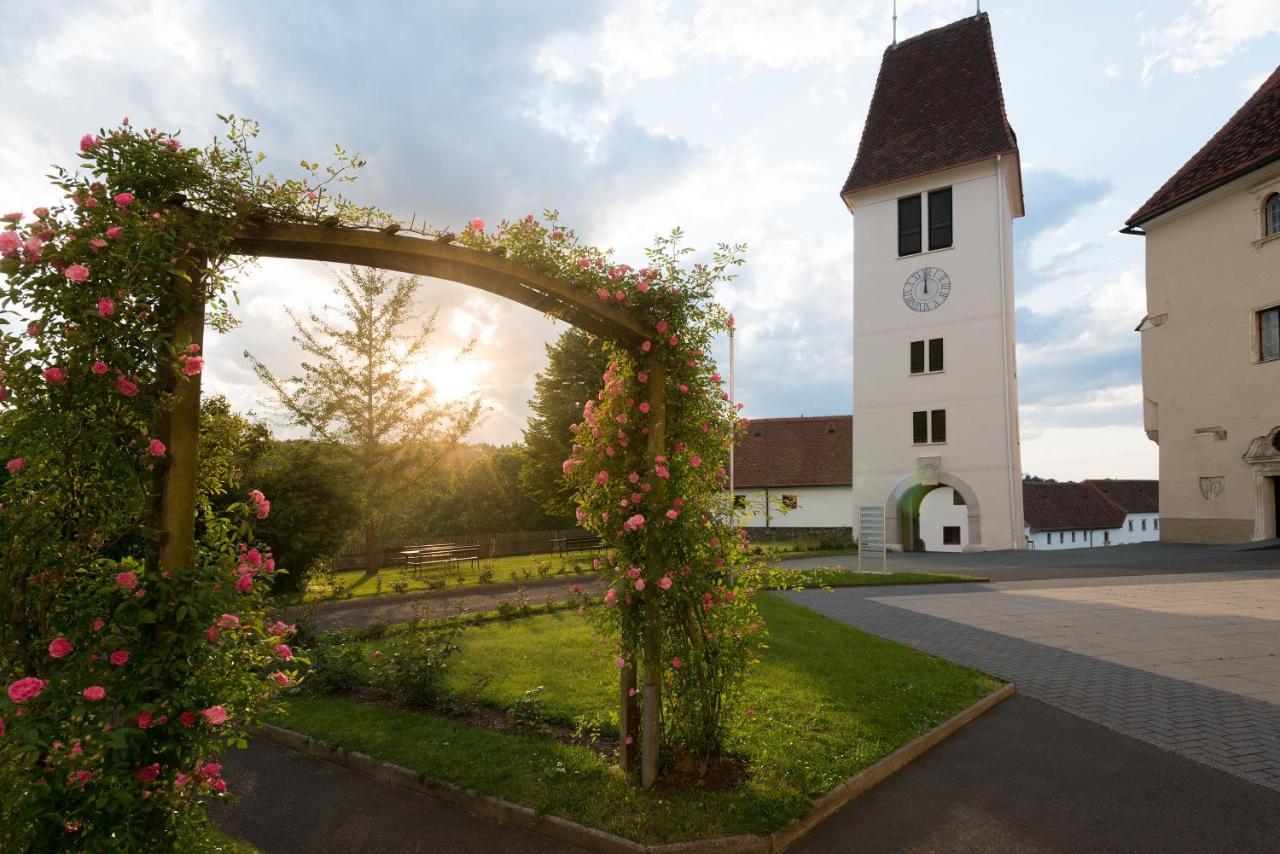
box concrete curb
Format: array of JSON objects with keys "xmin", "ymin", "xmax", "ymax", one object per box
[{"xmin": 252, "ymin": 681, "xmax": 1014, "ymax": 852}]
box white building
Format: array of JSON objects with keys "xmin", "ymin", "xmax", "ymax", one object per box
[
  {"xmin": 1022, "ymin": 480, "xmax": 1161, "ymax": 550},
  {"xmin": 841, "ymin": 13, "xmax": 1025, "ymax": 553},
  {"xmin": 731, "ymin": 416, "xmax": 853, "ymax": 537}
]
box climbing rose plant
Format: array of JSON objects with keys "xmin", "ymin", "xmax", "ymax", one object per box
[
  {"xmin": 0, "ymin": 119, "xmax": 376, "ymax": 848},
  {"xmin": 459, "ymin": 217, "xmax": 766, "ymax": 760}
]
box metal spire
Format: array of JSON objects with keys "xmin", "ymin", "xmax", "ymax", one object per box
[{"xmin": 892, "ymin": 0, "xmax": 897, "ymax": 46}]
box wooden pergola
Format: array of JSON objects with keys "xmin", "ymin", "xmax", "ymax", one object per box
[{"xmin": 154, "ymin": 221, "xmax": 667, "ymax": 786}]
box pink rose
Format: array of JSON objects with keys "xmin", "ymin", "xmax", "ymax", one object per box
[
  {"xmin": 690, "ymin": 455, "xmax": 702, "ymax": 468},
  {"xmin": 204, "ymin": 626, "xmax": 220, "ymax": 643},
  {"xmin": 270, "ymin": 671, "xmax": 290, "ymax": 688},
  {"xmin": 8, "ymin": 677, "xmax": 46, "ymax": 704},
  {"xmin": 468, "ymin": 217, "xmax": 485, "ymax": 232},
  {"xmin": 113, "ymin": 192, "xmax": 134, "ymax": 207},
  {"xmin": 174, "ymin": 773, "xmax": 190, "ymax": 788},
  {"xmin": 659, "ymin": 576, "xmax": 673, "ymax": 590},
  {"xmin": 671, "ymin": 657, "xmax": 683, "ymax": 669},
  {"xmin": 147, "ymin": 439, "xmax": 166, "ymax": 457},
  {"xmin": 235, "ymin": 574, "xmax": 253, "ymax": 593},
  {"xmin": 594, "ymin": 471, "xmax": 609, "ymax": 485},
  {"xmin": 202, "ymin": 705, "xmax": 228, "ymax": 726},
  {"xmin": 634, "ymin": 578, "xmax": 645, "ymax": 591},
  {"xmin": 91, "ymin": 619, "xmax": 105, "ymax": 631},
  {"xmin": 638, "ymin": 401, "xmax": 651, "ymax": 413},
  {"xmin": 6, "ymin": 458, "xmax": 24, "ymax": 474},
  {"xmin": 116, "ymin": 571, "xmax": 138, "ymax": 589},
  {"xmin": 134, "ymin": 763, "xmax": 160, "ymax": 782},
  {"xmin": 43, "ymin": 367, "xmax": 67, "ymax": 384},
  {"xmin": 0, "ymin": 232, "xmax": 19, "ymax": 256},
  {"xmin": 138, "ymin": 711, "xmax": 158, "ymax": 729},
  {"xmin": 1, "ymin": 212, "xmax": 21, "ymax": 223},
  {"xmin": 179, "ymin": 711, "xmax": 197, "ymax": 727},
  {"xmin": 82, "ymin": 685, "xmax": 106, "ymax": 702},
  {"xmin": 666, "ymin": 509, "xmax": 679, "ymax": 520},
  {"xmin": 656, "ymin": 320, "xmax": 669, "ymax": 333},
  {"xmin": 604, "ymin": 588, "xmax": 617, "ymax": 606},
  {"xmin": 274, "ymin": 644, "xmax": 294, "ymax": 660},
  {"xmin": 97, "ymin": 297, "xmax": 114, "ymax": 317},
  {"xmin": 256, "ymin": 498, "xmax": 271, "ymax": 519},
  {"xmin": 641, "ymin": 340, "xmax": 652, "ymax": 352},
  {"xmin": 64, "ymin": 264, "xmax": 90, "ymax": 282},
  {"xmin": 109, "ymin": 650, "xmax": 129, "ymax": 666},
  {"xmin": 116, "ymin": 375, "xmax": 138, "ymax": 397},
  {"xmin": 105, "ymin": 226, "xmax": 123, "ymax": 239},
  {"xmin": 79, "ymin": 134, "xmax": 98, "ymax": 152},
  {"xmin": 91, "ymin": 361, "xmax": 109, "ymax": 375},
  {"xmin": 180, "ymin": 355, "xmax": 203, "ymax": 376},
  {"xmin": 48, "ymin": 637, "xmax": 74, "ymax": 659},
  {"xmin": 614, "ymin": 656, "xmax": 626, "ymax": 669},
  {"xmin": 219, "ymin": 614, "xmax": 240, "ymax": 629}
]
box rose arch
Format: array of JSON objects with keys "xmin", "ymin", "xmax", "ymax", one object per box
[{"xmin": 1, "ymin": 121, "xmax": 759, "ymax": 848}]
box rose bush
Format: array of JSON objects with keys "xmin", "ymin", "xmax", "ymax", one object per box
[
  {"xmin": 0, "ymin": 118, "xmax": 377, "ymax": 848},
  {"xmin": 459, "ymin": 216, "xmax": 765, "ymax": 763}
]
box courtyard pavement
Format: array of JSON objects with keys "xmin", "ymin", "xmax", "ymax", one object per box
[{"xmin": 789, "ymin": 550, "xmax": 1280, "ymax": 790}]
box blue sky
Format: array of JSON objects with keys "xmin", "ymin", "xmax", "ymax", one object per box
[{"xmin": 1, "ymin": 0, "xmax": 1277, "ymax": 480}]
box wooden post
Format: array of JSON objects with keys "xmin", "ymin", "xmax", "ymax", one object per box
[
  {"xmin": 641, "ymin": 359, "xmax": 666, "ymax": 789},
  {"xmin": 619, "ymin": 662, "xmax": 638, "ymax": 772},
  {"xmin": 156, "ymin": 263, "xmax": 207, "ymax": 574}
]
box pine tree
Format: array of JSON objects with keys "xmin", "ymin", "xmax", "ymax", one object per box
[
  {"xmin": 247, "ymin": 266, "xmax": 483, "ymax": 573},
  {"xmin": 519, "ymin": 328, "xmax": 610, "ymax": 521}
]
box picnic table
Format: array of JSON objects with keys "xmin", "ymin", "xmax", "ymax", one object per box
[
  {"xmin": 550, "ymin": 535, "xmax": 603, "ymax": 556},
  {"xmin": 398, "ymin": 543, "xmax": 480, "ymax": 572}
]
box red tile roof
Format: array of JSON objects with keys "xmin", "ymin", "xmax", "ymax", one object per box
[
  {"xmin": 1022, "ymin": 481, "xmax": 1126, "ymax": 533},
  {"xmin": 732, "ymin": 416, "xmax": 852, "ymax": 488},
  {"xmin": 1084, "ymin": 479, "xmax": 1159, "ymax": 514},
  {"xmin": 841, "ymin": 13, "xmax": 1019, "ymax": 198},
  {"xmin": 1127, "ymin": 66, "xmax": 1280, "ymax": 226}
]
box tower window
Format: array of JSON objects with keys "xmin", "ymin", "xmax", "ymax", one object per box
[
  {"xmin": 912, "ymin": 410, "xmax": 929, "ymax": 444},
  {"xmin": 943, "ymin": 526, "xmax": 961, "ymax": 545},
  {"xmin": 911, "ymin": 410, "xmax": 947, "ymax": 444},
  {"xmin": 928, "ymin": 188, "xmax": 953, "ymax": 250},
  {"xmin": 1266, "ymin": 193, "xmax": 1280, "ymax": 237},
  {"xmin": 909, "ymin": 338, "xmax": 944, "ymax": 374},
  {"xmin": 898, "ymin": 195, "xmax": 922, "ymax": 256},
  {"xmin": 1259, "ymin": 306, "xmax": 1279, "ymax": 362}
]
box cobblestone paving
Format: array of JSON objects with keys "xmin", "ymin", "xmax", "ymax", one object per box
[{"xmin": 788, "ymin": 570, "xmax": 1280, "ymax": 791}]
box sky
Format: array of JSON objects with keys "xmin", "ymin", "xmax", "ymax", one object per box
[{"xmin": 1, "ymin": 0, "xmax": 1277, "ymax": 481}]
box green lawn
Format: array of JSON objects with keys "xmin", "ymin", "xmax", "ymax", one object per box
[
  {"xmin": 753, "ymin": 567, "xmax": 985, "ymax": 589},
  {"xmin": 278, "ymin": 594, "xmax": 1000, "ymax": 843}
]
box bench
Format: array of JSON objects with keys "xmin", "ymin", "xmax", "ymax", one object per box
[
  {"xmin": 550, "ymin": 535, "xmax": 603, "ymax": 556},
  {"xmin": 399, "ymin": 543, "xmax": 481, "ymax": 573}
]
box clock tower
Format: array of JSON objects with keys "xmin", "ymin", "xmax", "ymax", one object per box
[{"xmin": 840, "ymin": 12, "xmax": 1025, "ymax": 552}]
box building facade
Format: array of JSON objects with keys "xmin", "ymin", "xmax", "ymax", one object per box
[
  {"xmin": 1021, "ymin": 480, "xmax": 1160, "ymax": 551},
  {"xmin": 731, "ymin": 415, "xmax": 853, "ymax": 539},
  {"xmin": 841, "ymin": 13, "xmax": 1025, "ymax": 552},
  {"xmin": 1126, "ymin": 67, "xmax": 1280, "ymax": 544}
]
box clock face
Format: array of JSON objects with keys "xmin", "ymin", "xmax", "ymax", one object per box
[{"xmin": 903, "ymin": 267, "xmax": 951, "ymax": 312}]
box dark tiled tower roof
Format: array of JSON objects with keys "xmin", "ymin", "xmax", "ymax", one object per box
[
  {"xmin": 1127, "ymin": 66, "xmax": 1280, "ymax": 226},
  {"xmin": 841, "ymin": 12, "xmax": 1019, "ymax": 198}
]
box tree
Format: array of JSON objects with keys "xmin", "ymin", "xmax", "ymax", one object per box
[
  {"xmin": 247, "ymin": 440, "xmax": 361, "ymax": 594},
  {"xmin": 520, "ymin": 327, "xmax": 610, "ymax": 521},
  {"xmin": 247, "ymin": 266, "xmax": 483, "ymax": 573}
]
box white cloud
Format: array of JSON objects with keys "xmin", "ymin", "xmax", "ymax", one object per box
[
  {"xmin": 1141, "ymin": 0, "xmax": 1280, "ymax": 80},
  {"xmin": 1104, "ymin": 62, "xmax": 1122, "ymax": 79}
]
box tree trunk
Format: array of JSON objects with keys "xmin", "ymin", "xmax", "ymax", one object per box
[
  {"xmin": 363, "ymin": 518, "xmax": 378, "ymax": 575},
  {"xmin": 641, "ymin": 358, "xmax": 666, "ymax": 788}
]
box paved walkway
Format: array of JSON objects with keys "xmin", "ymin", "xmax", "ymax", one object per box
[
  {"xmin": 790, "ymin": 568, "xmax": 1280, "ymax": 790},
  {"xmin": 210, "ymin": 739, "xmax": 585, "ymax": 853},
  {"xmin": 793, "ymin": 694, "xmax": 1280, "ymax": 854}
]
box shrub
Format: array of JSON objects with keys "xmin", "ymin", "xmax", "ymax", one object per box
[
  {"xmin": 304, "ymin": 639, "xmax": 366, "ymax": 695},
  {"xmin": 370, "ymin": 624, "xmax": 464, "ymax": 706}
]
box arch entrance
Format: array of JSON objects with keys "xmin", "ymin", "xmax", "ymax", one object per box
[{"xmin": 883, "ymin": 471, "xmax": 983, "ymax": 553}]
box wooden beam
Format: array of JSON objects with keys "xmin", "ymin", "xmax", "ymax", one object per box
[
  {"xmin": 231, "ymin": 223, "xmax": 649, "ymax": 347},
  {"xmin": 156, "ymin": 263, "xmax": 206, "ymax": 575}
]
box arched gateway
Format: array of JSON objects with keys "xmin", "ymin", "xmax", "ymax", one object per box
[{"xmin": 156, "ymin": 219, "xmax": 669, "ymax": 786}]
